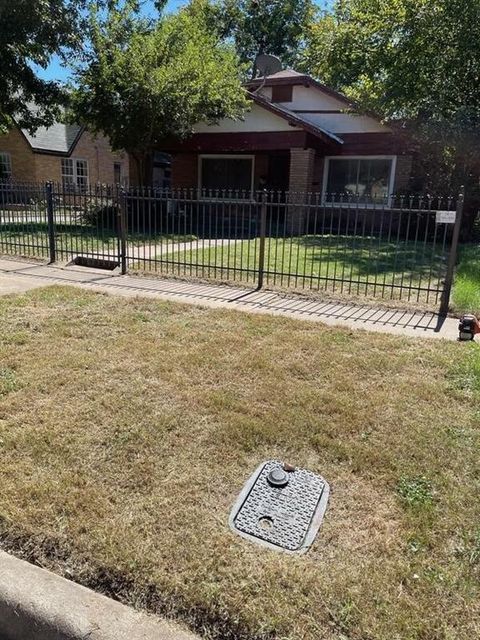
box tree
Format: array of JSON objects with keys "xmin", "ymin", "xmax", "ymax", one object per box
[
  {"xmin": 300, "ymin": 0, "xmax": 480, "ymax": 233},
  {"xmin": 0, "ymin": 0, "xmax": 81, "ymax": 133},
  {"xmin": 72, "ymin": 2, "xmax": 248, "ymax": 183},
  {"xmin": 188, "ymin": 0, "xmax": 317, "ymax": 73}
]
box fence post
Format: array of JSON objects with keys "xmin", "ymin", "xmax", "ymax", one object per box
[
  {"xmin": 45, "ymin": 182, "xmax": 56, "ymax": 264},
  {"xmin": 439, "ymin": 186, "xmax": 464, "ymax": 316},
  {"xmin": 256, "ymin": 190, "xmax": 268, "ymax": 290},
  {"xmin": 117, "ymin": 186, "xmax": 128, "ymax": 275}
]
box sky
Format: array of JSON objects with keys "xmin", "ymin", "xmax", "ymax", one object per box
[{"xmin": 37, "ymin": 0, "xmax": 332, "ymax": 83}]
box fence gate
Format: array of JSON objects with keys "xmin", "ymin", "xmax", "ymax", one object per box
[{"xmin": 0, "ymin": 180, "xmax": 464, "ymax": 313}]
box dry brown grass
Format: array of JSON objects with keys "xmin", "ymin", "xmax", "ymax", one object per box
[{"xmin": 0, "ymin": 286, "xmax": 479, "ymax": 640}]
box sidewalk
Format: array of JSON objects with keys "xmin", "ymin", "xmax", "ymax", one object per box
[{"xmin": 0, "ymin": 256, "xmax": 460, "ymax": 340}]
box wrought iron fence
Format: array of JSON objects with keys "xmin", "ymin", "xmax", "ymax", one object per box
[{"xmin": 0, "ymin": 180, "xmax": 463, "ymax": 311}]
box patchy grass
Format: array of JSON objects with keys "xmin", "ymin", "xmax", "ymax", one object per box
[
  {"xmin": 166, "ymin": 235, "xmax": 446, "ymax": 305},
  {"xmin": 452, "ymin": 244, "xmax": 480, "ymax": 315},
  {"xmin": 0, "ymin": 287, "xmax": 479, "ymax": 640}
]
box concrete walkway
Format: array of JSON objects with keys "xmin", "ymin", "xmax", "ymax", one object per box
[
  {"xmin": 0, "ymin": 256, "xmax": 461, "ymax": 340},
  {"xmin": 86, "ymin": 237, "xmax": 235, "ymax": 264}
]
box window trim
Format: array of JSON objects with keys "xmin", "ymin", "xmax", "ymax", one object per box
[
  {"xmin": 198, "ymin": 154, "xmax": 255, "ymax": 200},
  {"xmin": 61, "ymin": 157, "xmax": 89, "ymax": 190},
  {"xmin": 0, "ymin": 152, "xmax": 12, "ymax": 179},
  {"xmin": 321, "ymin": 155, "xmax": 397, "ymax": 208}
]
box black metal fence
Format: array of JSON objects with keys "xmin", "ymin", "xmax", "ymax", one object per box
[{"xmin": 0, "ymin": 180, "xmax": 463, "ymax": 311}]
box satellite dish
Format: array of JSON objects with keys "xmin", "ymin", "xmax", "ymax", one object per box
[{"xmin": 254, "ymin": 54, "xmax": 282, "ymax": 78}]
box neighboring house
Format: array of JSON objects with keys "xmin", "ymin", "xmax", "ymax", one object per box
[
  {"xmin": 0, "ymin": 120, "xmax": 128, "ymax": 188},
  {"xmin": 160, "ymin": 69, "xmax": 412, "ymax": 202}
]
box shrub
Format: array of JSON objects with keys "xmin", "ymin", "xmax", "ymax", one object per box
[{"xmin": 80, "ymin": 197, "xmax": 119, "ymax": 228}]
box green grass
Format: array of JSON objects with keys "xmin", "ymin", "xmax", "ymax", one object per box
[
  {"xmin": 167, "ymin": 235, "xmax": 446, "ymax": 304},
  {"xmin": 0, "ymin": 286, "xmax": 479, "ymax": 640},
  {"xmin": 452, "ymin": 244, "xmax": 480, "ymax": 315},
  {"xmin": 0, "ymin": 221, "xmax": 197, "ymax": 260}
]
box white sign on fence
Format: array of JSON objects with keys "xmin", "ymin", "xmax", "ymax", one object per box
[{"xmin": 436, "ymin": 210, "xmax": 457, "ymax": 224}]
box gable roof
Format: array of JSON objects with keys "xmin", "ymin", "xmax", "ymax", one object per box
[
  {"xmin": 20, "ymin": 121, "xmax": 83, "ymax": 155},
  {"xmin": 249, "ymin": 92, "xmax": 344, "ymax": 146},
  {"xmin": 246, "ymin": 69, "xmax": 357, "ymax": 110}
]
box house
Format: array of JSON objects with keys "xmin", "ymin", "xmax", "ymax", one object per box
[
  {"xmin": 160, "ymin": 69, "xmax": 412, "ymax": 202},
  {"xmin": 0, "ymin": 119, "xmax": 128, "ymax": 188}
]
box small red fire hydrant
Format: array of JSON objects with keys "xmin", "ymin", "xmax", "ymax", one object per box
[{"xmin": 458, "ymin": 315, "xmax": 480, "ymax": 341}]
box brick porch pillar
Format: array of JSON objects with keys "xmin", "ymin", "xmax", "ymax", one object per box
[{"xmin": 287, "ymin": 148, "xmax": 316, "ymax": 235}]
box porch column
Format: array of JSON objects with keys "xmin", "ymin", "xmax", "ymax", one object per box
[{"xmin": 287, "ymin": 148, "xmax": 316, "ymax": 235}]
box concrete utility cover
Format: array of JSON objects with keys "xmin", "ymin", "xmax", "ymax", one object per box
[{"xmin": 229, "ymin": 460, "xmax": 329, "ymax": 554}]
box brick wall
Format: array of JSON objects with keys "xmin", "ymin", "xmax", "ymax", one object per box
[
  {"xmin": 287, "ymin": 148, "xmax": 316, "ymax": 233},
  {"xmin": 0, "ymin": 126, "xmax": 128, "ymax": 185},
  {"xmin": 0, "ymin": 128, "xmax": 35, "ymax": 181},
  {"xmin": 171, "ymin": 153, "xmax": 198, "ymax": 189},
  {"xmin": 70, "ymin": 131, "xmax": 128, "ymax": 184},
  {"xmin": 393, "ymin": 155, "xmax": 413, "ymax": 193},
  {"xmin": 289, "ymin": 148, "xmax": 315, "ymax": 193},
  {"xmin": 312, "ymin": 156, "xmax": 325, "ymax": 193}
]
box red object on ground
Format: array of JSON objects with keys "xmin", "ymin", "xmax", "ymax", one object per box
[{"xmin": 458, "ymin": 315, "xmax": 480, "ymax": 340}]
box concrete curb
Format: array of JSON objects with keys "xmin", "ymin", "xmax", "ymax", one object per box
[{"xmin": 0, "ymin": 550, "xmax": 199, "ymax": 640}]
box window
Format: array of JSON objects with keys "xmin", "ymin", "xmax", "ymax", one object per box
[
  {"xmin": 323, "ymin": 157, "xmax": 396, "ymax": 204},
  {"xmin": 0, "ymin": 152, "xmax": 12, "ymax": 179},
  {"xmin": 271, "ymin": 85, "xmax": 293, "ymax": 103},
  {"xmin": 61, "ymin": 158, "xmax": 89, "ymax": 190},
  {"xmin": 199, "ymin": 155, "xmax": 254, "ymax": 196},
  {"xmin": 114, "ymin": 162, "xmax": 122, "ymax": 184}
]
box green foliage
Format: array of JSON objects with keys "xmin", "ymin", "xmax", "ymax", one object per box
[
  {"xmin": 300, "ymin": 0, "xmax": 480, "ymax": 200},
  {"xmin": 397, "ymin": 476, "xmax": 434, "ymax": 508},
  {"xmin": 302, "ymin": 0, "xmax": 480, "ymax": 122},
  {"xmin": 0, "ymin": 367, "xmax": 18, "ymax": 396},
  {"xmin": 452, "ymin": 244, "xmax": 480, "ymax": 315},
  {"xmin": 189, "ymin": 0, "xmax": 317, "ymax": 71},
  {"xmin": 0, "ymin": 0, "xmax": 81, "ymax": 133},
  {"xmin": 230, "ymin": 0, "xmax": 317, "ymax": 70},
  {"xmin": 72, "ymin": 2, "xmax": 248, "ymax": 177},
  {"xmin": 80, "ymin": 198, "xmax": 118, "ymax": 228}
]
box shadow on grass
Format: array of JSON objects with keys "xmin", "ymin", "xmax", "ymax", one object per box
[
  {"xmin": 0, "ymin": 222, "xmax": 197, "ymax": 248},
  {"xmin": 292, "ymin": 234, "xmax": 447, "ymax": 280}
]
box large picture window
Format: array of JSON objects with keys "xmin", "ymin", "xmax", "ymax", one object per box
[
  {"xmin": 0, "ymin": 152, "xmax": 12, "ymax": 179},
  {"xmin": 199, "ymin": 155, "xmax": 254, "ymax": 196},
  {"xmin": 324, "ymin": 157, "xmax": 395, "ymax": 204},
  {"xmin": 61, "ymin": 158, "xmax": 89, "ymax": 190}
]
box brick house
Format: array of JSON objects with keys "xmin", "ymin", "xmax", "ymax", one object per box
[
  {"xmin": 160, "ymin": 69, "xmax": 412, "ymax": 202},
  {"xmin": 0, "ymin": 120, "xmax": 128, "ymax": 188}
]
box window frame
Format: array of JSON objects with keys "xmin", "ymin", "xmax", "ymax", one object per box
[
  {"xmin": 198, "ymin": 154, "xmax": 255, "ymax": 200},
  {"xmin": 0, "ymin": 152, "xmax": 12, "ymax": 179},
  {"xmin": 61, "ymin": 157, "xmax": 89, "ymax": 191},
  {"xmin": 322, "ymin": 155, "xmax": 397, "ymax": 208}
]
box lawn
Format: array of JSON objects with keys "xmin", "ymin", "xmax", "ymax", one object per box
[
  {"xmin": 452, "ymin": 243, "xmax": 480, "ymax": 315},
  {"xmin": 0, "ymin": 287, "xmax": 479, "ymax": 640},
  {"xmin": 164, "ymin": 235, "xmax": 447, "ymax": 305},
  {"xmin": 0, "ymin": 220, "xmax": 196, "ymax": 261}
]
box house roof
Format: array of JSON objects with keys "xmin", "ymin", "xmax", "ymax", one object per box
[
  {"xmin": 246, "ymin": 69, "xmax": 356, "ymax": 110},
  {"xmin": 248, "ymin": 92, "xmax": 344, "ymax": 146},
  {"xmin": 20, "ymin": 121, "xmax": 83, "ymax": 155}
]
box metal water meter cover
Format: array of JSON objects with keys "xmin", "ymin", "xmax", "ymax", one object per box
[{"xmin": 229, "ymin": 460, "xmax": 330, "ymax": 554}]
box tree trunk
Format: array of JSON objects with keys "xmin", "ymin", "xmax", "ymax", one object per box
[{"xmin": 131, "ymin": 151, "xmax": 152, "ymax": 186}]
